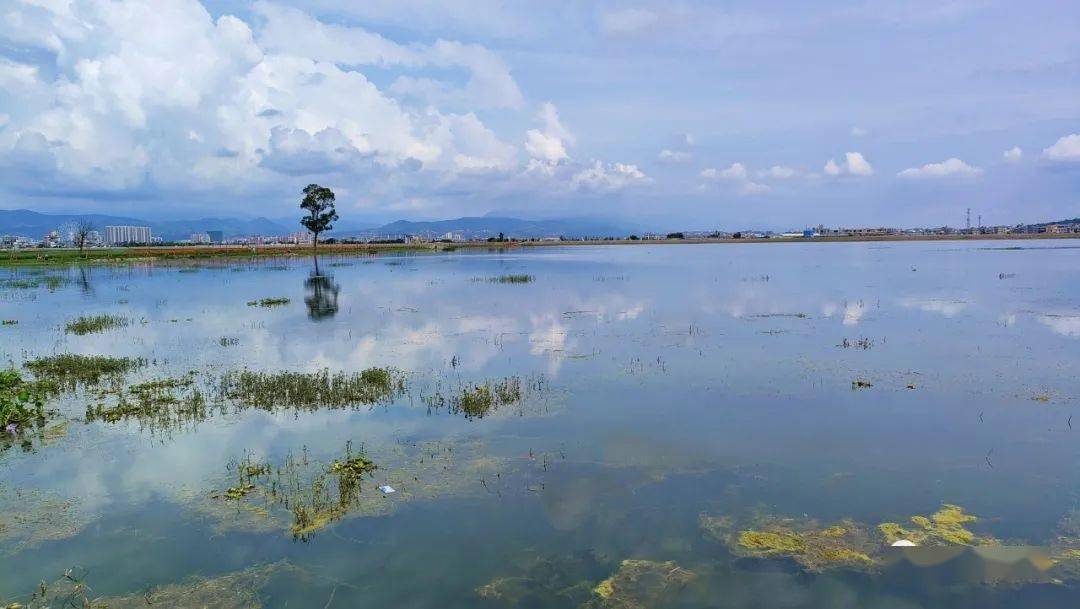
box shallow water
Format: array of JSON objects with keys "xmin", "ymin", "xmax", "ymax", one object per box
[{"xmin": 1, "ymin": 241, "xmax": 1079, "ymax": 608}]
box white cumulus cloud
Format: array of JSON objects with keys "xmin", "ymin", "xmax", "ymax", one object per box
[
  {"xmin": 823, "ymin": 152, "xmax": 873, "ymax": 176},
  {"xmin": 1003, "ymin": 146, "xmax": 1023, "ymax": 162},
  {"xmin": 1043, "ymin": 134, "xmax": 1080, "ymax": 161},
  {"xmin": 897, "ymin": 158, "xmax": 982, "ymax": 179}
]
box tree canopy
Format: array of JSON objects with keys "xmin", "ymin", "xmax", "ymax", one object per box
[{"xmin": 300, "ymin": 184, "xmax": 338, "ymax": 247}]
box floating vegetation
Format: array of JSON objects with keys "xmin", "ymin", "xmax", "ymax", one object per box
[
  {"xmin": 0, "ymin": 370, "xmax": 57, "ymax": 453},
  {"xmin": 217, "ymin": 367, "xmax": 403, "ymax": 411},
  {"xmin": 477, "ymin": 274, "xmax": 535, "ymax": 284},
  {"xmin": 2, "ymin": 319, "xmax": 16, "ymax": 325},
  {"xmin": 702, "ymin": 513, "xmax": 876, "ymax": 572},
  {"xmin": 851, "ymin": 379, "xmax": 873, "ymax": 389},
  {"xmin": 585, "ymin": 560, "xmax": 696, "ymax": 609},
  {"xmin": 839, "ymin": 337, "xmax": 874, "ymax": 349},
  {"xmin": 424, "ymin": 376, "xmax": 524, "ymax": 419},
  {"xmin": 1032, "ymin": 392, "xmax": 1052, "ymax": 403},
  {"xmin": 247, "ymin": 297, "xmax": 290, "ymax": 307},
  {"xmin": 218, "ymin": 336, "xmax": 239, "ymax": 347},
  {"xmin": 878, "ymin": 504, "xmax": 994, "ymax": 546},
  {"xmin": 63, "ymin": 313, "xmax": 129, "ymax": 335},
  {"xmin": 24, "ymin": 354, "xmax": 145, "ymax": 390}
]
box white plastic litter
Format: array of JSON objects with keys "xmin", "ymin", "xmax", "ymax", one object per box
[
  {"xmin": 378, "ymin": 485, "xmax": 396, "ymax": 494},
  {"xmin": 891, "ymin": 539, "xmax": 917, "ymax": 547}
]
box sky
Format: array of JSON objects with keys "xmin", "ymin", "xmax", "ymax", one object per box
[{"xmin": 0, "ymin": 0, "xmax": 1078, "ymax": 230}]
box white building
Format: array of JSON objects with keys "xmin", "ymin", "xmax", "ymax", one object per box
[{"xmin": 105, "ymin": 225, "xmax": 152, "ymax": 245}]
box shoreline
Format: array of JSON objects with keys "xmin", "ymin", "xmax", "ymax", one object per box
[{"xmin": 1, "ymin": 232, "xmax": 1077, "ymax": 267}]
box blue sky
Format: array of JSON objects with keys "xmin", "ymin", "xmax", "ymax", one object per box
[{"xmin": 0, "ymin": 0, "xmax": 1077, "ymax": 230}]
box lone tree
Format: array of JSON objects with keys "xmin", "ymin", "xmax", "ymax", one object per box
[
  {"xmin": 73, "ymin": 220, "xmax": 95, "ymax": 256},
  {"xmin": 300, "ymin": 184, "xmax": 338, "ymax": 253}
]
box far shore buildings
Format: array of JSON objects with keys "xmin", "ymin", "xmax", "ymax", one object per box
[{"xmin": 105, "ymin": 225, "xmax": 152, "ymax": 245}]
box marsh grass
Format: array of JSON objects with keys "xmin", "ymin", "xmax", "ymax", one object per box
[
  {"xmin": 476, "ymin": 274, "xmax": 535, "ymax": 284},
  {"xmin": 425, "ymin": 376, "xmax": 524, "ymax": 419},
  {"xmin": 0, "ymin": 275, "xmax": 68, "ymax": 291},
  {"xmin": 247, "ymin": 297, "xmax": 290, "ymax": 307},
  {"xmin": 85, "ymin": 374, "xmax": 214, "ymax": 429},
  {"xmin": 24, "ymin": 354, "xmax": 145, "ymax": 389},
  {"xmin": 213, "ymin": 441, "xmax": 380, "ymax": 539},
  {"xmin": 217, "ymin": 367, "xmax": 403, "ymax": 411},
  {"xmin": 64, "ymin": 314, "xmax": 129, "ymax": 335}
]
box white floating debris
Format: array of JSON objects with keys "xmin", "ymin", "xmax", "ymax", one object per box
[
  {"xmin": 891, "ymin": 539, "xmax": 917, "ymax": 547},
  {"xmin": 378, "ymin": 485, "xmax": 396, "ymax": 494}
]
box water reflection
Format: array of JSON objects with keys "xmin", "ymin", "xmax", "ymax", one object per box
[{"xmin": 305, "ymin": 257, "xmax": 340, "ymax": 321}]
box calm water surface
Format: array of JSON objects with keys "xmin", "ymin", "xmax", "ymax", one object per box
[{"xmin": 1, "ymin": 241, "xmax": 1079, "ymax": 608}]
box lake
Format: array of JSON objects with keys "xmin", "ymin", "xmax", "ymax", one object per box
[{"xmin": 1, "ymin": 241, "xmax": 1079, "ymax": 608}]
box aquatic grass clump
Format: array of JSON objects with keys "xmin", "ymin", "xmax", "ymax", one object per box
[
  {"xmin": 483, "ymin": 274, "xmax": 535, "ymax": 284},
  {"xmin": 0, "ymin": 275, "xmax": 68, "ymax": 291},
  {"xmin": 426, "ymin": 377, "xmax": 524, "ymax": 419},
  {"xmin": 24, "ymin": 354, "xmax": 145, "ymax": 389},
  {"xmin": 85, "ymin": 375, "xmax": 211, "ymax": 428},
  {"xmin": 64, "ymin": 314, "xmax": 128, "ymax": 335},
  {"xmin": 218, "ymin": 367, "xmax": 403, "ymax": 411},
  {"xmin": 247, "ymin": 297, "xmax": 290, "ymax": 307}
]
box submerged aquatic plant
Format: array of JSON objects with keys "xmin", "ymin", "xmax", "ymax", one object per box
[
  {"xmin": 218, "ymin": 367, "xmax": 402, "ymax": 411},
  {"xmin": 476, "ymin": 550, "xmax": 613, "ymax": 608},
  {"xmin": 24, "ymin": 354, "xmax": 144, "ymax": 390},
  {"xmin": 63, "ymin": 314, "xmax": 129, "ymax": 335},
  {"xmin": 586, "ymin": 560, "xmax": 696, "ymax": 609},
  {"xmin": 247, "ymin": 297, "xmax": 290, "ymax": 307}
]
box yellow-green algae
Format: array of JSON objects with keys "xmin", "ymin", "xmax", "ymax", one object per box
[
  {"xmin": 716, "ymin": 514, "xmax": 876, "ymax": 572},
  {"xmin": 877, "ymin": 504, "xmax": 994, "ymax": 546},
  {"xmin": 584, "ymin": 560, "xmax": 695, "ymax": 609}
]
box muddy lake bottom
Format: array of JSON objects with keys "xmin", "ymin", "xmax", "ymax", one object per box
[{"xmin": 1, "ymin": 241, "xmax": 1079, "ymax": 608}]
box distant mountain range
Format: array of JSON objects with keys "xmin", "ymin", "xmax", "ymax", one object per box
[
  {"xmin": 0, "ymin": 209, "xmax": 632, "ymax": 241},
  {"xmin": 347, "ymin": 216, "xmax": 632, "ymax": 239}
]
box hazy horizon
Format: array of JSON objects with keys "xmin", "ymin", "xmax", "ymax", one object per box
[{"xmin": 1, "ymin": 1, "xmax": 1078, "ymax": 230}]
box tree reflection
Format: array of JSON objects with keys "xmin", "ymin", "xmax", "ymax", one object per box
[
  {"xmin": 305, "ymin": 257, "xmax": 340, "ymax": 321},
  {"xmin": 77, "ymin": 266, "xmax": 94, "ymax": 296}
]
